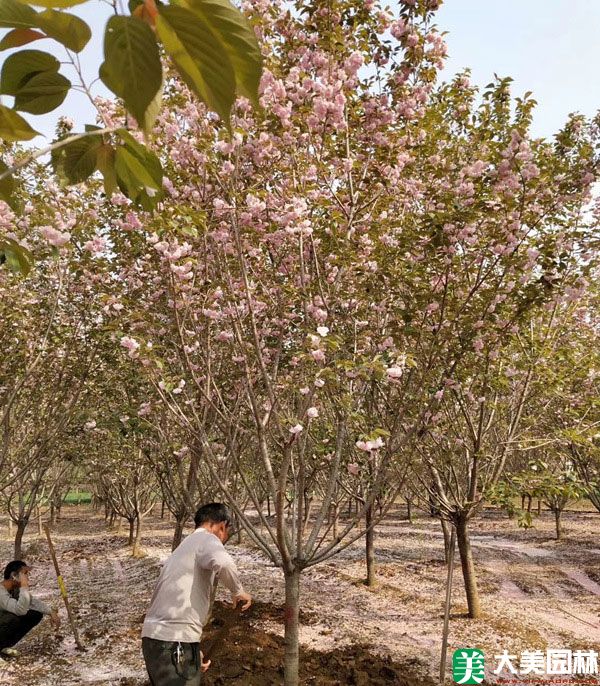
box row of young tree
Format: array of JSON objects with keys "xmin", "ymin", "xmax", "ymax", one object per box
[{"xmin": 1, "ymin": 0, "xmax": 599, "ymax": 684}]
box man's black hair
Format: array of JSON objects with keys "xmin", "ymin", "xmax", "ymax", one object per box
[
  {"xmin": 3, "ymin": 560, "xmax": 27, "ymax": 581},
  {"xmin": 194, "ymin": 503, "xmax": 232, "ymax": 529}
]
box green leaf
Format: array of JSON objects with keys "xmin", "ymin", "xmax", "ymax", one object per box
[
  {"xmin": 0, "ymin": 48, "xmax": 58, "ymax": 94},
  {"xmin": 184, "ymin": 0, "xmax": 262, "ymax": 106},
  {"xmin": 0, "ymin": 27, "xmax": 46, "ymax": 49},
  {"xmin": 156, "ymin": 4, "xmax": 235, "ymax": 124},
  {"xmin": 0, "ymin": 158, "xmax": 20, "ymax": 210},
  {"xmin": 36, "ymin": 8, "xmax": 91, "ymax": 52},
  {"xmin": 114, "ymin": 130, "xmax": 163, "ymax": 209},
  {"xmin": 117, "ymin": 129, "xmax": 162, "ymax": 186},
  {"xmin": 51, "ymin": 133, "xmax": 101, "ymax": 184},
  {"xmin": 13, "ymin": 69, "xmax": 69, "ymax": 113},
  {"xmin": 30, "ymin": 0, "xmax": 88, "ymax": 7},
  {"xmin": 0, "ymin": 0, "xmax": 38, "ymax": 28},
  {"xmin": 142, "ymin": 74, "xmax": 162, "ymax": 132},
  {"xmin": 0, "ymin": 103, "xmax": 38, "ymax": 140},
  {"xmin": 96, "ymin": 142, "xmax": 117, "ymax": 196},
  {"xmin": 99, "ymin": 15, "xmax": 162, "ymax": 131},
  {"xmin": 0, "ymin": 237, "xmax": 33, "ymax": 275}
]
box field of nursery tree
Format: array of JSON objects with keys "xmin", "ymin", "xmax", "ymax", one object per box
[{"xmin": 0, "ymin": 0, "xmax": 599, "ymax": 684}]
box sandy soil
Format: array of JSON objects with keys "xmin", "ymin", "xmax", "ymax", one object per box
[{"xmin": 0, "ymin": 505, "xmax": 598, "ymax": 685}]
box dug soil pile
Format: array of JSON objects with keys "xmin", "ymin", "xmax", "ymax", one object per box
[{"xmin": 202, "ymin": 602, "xmax": 435, "ymax": 686}]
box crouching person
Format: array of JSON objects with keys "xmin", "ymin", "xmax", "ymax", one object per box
[
  {"xmin": 0, "ymin": 561, "xmax": 60, "ymax": 658},
  {"xmin": 142, "ymin": 503, "xmax": 252, "ymax": 685}
]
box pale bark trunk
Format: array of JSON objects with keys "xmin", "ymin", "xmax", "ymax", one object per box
[
  {"xmin": 456, "ymin": 516, "xmax": 480, "ymax": 619},
  {"xmin": 441, "ymin": 518, "xmax": 452, "ymax": 564},
  {"xmin": 133, "ymin": 517, "xmax": 142, "ymax": 556},
  {"xmin": 365, "ymin": 504, "xmax": 376, "ymax": 587},
  {"xmin": 283, "ymin": 569, "xmax": 301, "ymax": 686}
]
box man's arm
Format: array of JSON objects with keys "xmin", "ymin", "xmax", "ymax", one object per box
[
  {"xmin": 198, "ymin": 541, "xmax": 251, "ymax": 609},
  {"xmin": 0, "ymin": 586, "xmax": 31, "ymax": 616},
  {"xmin": 29, "ymin": 596, "xmax": 52, "ymax": 615}
]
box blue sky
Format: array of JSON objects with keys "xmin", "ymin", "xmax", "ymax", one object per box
[{"xmin": 12, "ymin": 0, "xmax": 600, "ymax": 141}]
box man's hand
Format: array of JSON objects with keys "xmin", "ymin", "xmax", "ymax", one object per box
[
  {"xmin": 232, "ymin": 591, "xmax": 252, "ymax": 611},
  {"xmin": 17, "ymin": 571, "xmax": 29, "ymax": 589},
  {"xmin": 49, "ymin": 610, "xmax": 60, "ymax": 630},
  {"xmin": 200, "ymin": 651, "xmax": 211, "ymax": 672}
]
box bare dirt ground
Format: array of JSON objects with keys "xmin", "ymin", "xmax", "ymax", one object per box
[{"xmin": 0, "ymin": 504, "xmax": 598, "ymax": 685}]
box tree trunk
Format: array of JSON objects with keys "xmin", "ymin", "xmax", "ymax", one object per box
[
  {"xmin": 526, "ymin": 495, "xmax": 532, "ymax": 513},
  {"xmin": 50, "ymin": 502, "xmax": 56, "ymax": 527},
  {"xmin": 133, "ymin": 517, "xmax": 143, "ymax": 556},
  {"xmin": 7, "ymin": 517, "xmax": 13, "ymax": 537},
  {"xmin": 14, "ymin": 520, "xmax": 27, "ymax": 559},
  {"xmin": 331, "ymin": 503, "xmax": 338, "ymax": 540},
  {"xmin": 406, "ymin": 499, "xmax": 413, "ymax": 523},
  {"xmin": 455, "ymin": 515, "xmax": 481, "ymax": 619},
  {"xmin": 441, "ymin": 518, "xmax": 452, "ymax": 564},
  {"xmin": 554, "ymin": 509, "xmax": 562, "ymax": 540},
  {"xmin": 283, "ymin": 569, "xmax": 301, "ymax": 686},
  {"xmin": 171, "ymin": 516, "xmax": 186, "ymax": 551},
  {"xmin": 537, "ymin": 499, "xmax": 542, "ymax": 515},
  {"xmin": 37, "ymin": 507, "xmax": 43, "ymax": 536},
  {"xmin": 365, "ymin": 504, "xmax": 376, "ymax": 587},
  {"xmin": 266, "ymin": 496, "xmax": 271, "ymax": 517},
  {"xmin": 161, "ymin": 500, "xmax": 166, "ymax": 519},
  {"xmin": 128, "ymin": 519, "xmax": 135, "ymax": 546}
]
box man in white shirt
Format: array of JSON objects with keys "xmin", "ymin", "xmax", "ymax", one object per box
[
  {"xmin": 142, "ymin": 503, "xmax": 251, "ymax": 685},
  {"xmin": 0, "ymin": 560, "xmax": 60, "ymax": 658}
]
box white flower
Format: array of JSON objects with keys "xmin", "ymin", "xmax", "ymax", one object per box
[
  {"xmin": 84, "ymin": 420, "xmax": 96, "ymax": 431},
  {"xmin": 120, "ymin": 336, "xmax": 140, "ymax": 358},
  {"xmin": 314, "ymin": 378, "xmax": 325, "ymax": 388},
  {"xmin": 356, "ymin": 437, "xmax": 384, "ymax": 452},
  {"xmin": 387, "ymin": 366, "xmax": 404, "ymax": 379},
  {"xmin": 289, "ymin": 424, "xmax": 304, "ymax": 435},
  {"xmin": 307, "ymin": 407, "xmax": 319, "ymax": 419},
  {"xmin": 317, "ymin": 326, "xmax": 329, "ymax": 337}
]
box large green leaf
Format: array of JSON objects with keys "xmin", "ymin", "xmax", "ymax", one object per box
[
  {"xmin": 99, "ymin": 15, "xmax": 162, "ymax": 131},
  {"xmin": 115, "ymin": 129, "xmax": 163, "ymax": 209},
  {"xmin": 0, "ymin": 238, "xmax": 33, "ymax": 275},
  {"xmin": 0, "ymin": 27, "xmax": 46, "ymax": 49},
  {"xmin": 13, "ymin": 69, "xmax": 70, "ymax": 113},
  {"xmin": 0, "ymin": 0, "xmax": 38, "ymax": 28},
  {"xmin": 117, "ymin": 129, "xmax": 162, "ymax": 186},
  {"xmin": 51, "ymin": 133, "xmax": 101, "ymax": 184},
  {"xmin": 0, "ymin": 158, "xmax": 20, "ymax": 211},
  {"xmin": 0, "ymin": 103, "xmax": 38, "ymax": 140},
  {"xmin": 31, "ymin": 0, "xmax": 89, "ymax": 7},
  {"xmin": 156, "ymin": 4, "xmax": 235, "ymax": 124},
  {"xmin": 96, "ymin": 142, "xmax": 117, "ymax": 196},
  {"xmin": 36, "ymin": 8, "xmax": 90, "ymax": 51},
  {"xmin": 0, "ymin": 48, "xmax": 58, "ymax": 93},
  {"xmin": 184, "ymin": 0, "xmax": 261, "ymax": 106}
]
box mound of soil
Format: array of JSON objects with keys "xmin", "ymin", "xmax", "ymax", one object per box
[{"xmin": 201, "ymin": 602, "xmax": 434, "ymax": 686}]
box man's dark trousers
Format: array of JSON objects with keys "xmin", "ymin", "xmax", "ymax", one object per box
[
  {"xmin": 142, "ymin": 637, "xmax": 202, "ymax": 685},
  {"xmin": 0, "ymin": 609, "xmax": 43, "ymax": 650}
]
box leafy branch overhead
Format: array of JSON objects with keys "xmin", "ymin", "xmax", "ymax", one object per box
[{"xmin": 0, "ymin": 0, "xmax": 263, "ymax": 214}]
